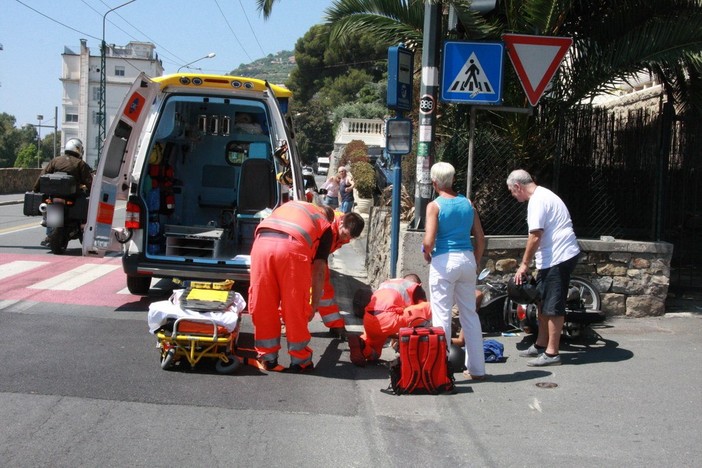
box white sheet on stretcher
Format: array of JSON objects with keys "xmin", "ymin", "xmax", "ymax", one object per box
[{"xmin": 147, "ymin": 289, "xmax": 246, "ymax": 334}]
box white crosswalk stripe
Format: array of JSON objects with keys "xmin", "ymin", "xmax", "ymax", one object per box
[
  {"xmin": 0, "ymin": 260, "xmax": 48, "ymax": 281},
  {"xmin": 28, "ymin": 263, "xmax": 121, "ymax": 291}
]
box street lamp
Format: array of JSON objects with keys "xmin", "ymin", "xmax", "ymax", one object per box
[
  {"xmin": 36, "ymin": 114, "xmax": 44, "ymax": 168},
  {"xmin": 177, "ymin": 52, "xmax": 216, "ymax": 72},
  {"xmin": 98, "ymin": 0, "xmax": 137, "ymax": 164}
]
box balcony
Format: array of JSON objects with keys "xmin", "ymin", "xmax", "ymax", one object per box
[{"xmin": 334, "ymin": 118, "xmax": 385, "ymax": 148}]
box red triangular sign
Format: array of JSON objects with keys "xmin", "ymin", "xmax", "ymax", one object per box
[{"xmin": 502, "ymin": 34, "xmax": 573, "ymax": 106}]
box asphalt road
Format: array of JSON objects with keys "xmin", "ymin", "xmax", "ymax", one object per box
[{"xmin": 1, "ymin": 196, "xmax": 701, "ymax": 467}]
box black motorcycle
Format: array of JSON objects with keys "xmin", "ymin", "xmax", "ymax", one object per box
[
  {"xmin": 24, "ymin": 172, "xmax": 89, "ymax": 255},
  {"xmin": 503, "ymin": 273, "xmax": 605, "ymax": 337},
  {"xmin": 454, "ymin": 269, "xmax": 605, "ymax": 338}
]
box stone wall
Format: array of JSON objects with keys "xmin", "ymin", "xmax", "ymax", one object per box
[
  {"xmin": 0, "ymin": 168, "xmax": 42, "ymax": 194},
  {"xmin": 365, "ymin": 208, "xmax": 673, "ymax": 317}
]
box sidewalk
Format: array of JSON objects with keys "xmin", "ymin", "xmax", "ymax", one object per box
[{"xmin": 0, "ymin": 193, "xmax": 23, "ymax": 206}]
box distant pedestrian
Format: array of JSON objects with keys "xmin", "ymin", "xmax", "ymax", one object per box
[
  {"xmin": 507, "ymin": 169, "xmax": 581, "ymax": 367},
  {"xmin": 321, "ymin": 174, "xmax": 340, "ymax": 208},
  {"xmin": 338, "ymin": 166, "xmax": 355, "ymax": 213},
  {"xmin": 422, "ymin": 162, "xmax": 486, "ymax": 380}
]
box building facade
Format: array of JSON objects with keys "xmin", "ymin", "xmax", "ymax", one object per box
[{"xmin": 60, "ymin": 39, "xmax": 163, "ymax": 168}]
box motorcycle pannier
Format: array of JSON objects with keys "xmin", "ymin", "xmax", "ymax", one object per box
[
  {"xmin": 387, "ymin": 326, "xmax": 455, "ymax": 395},
  {"xmin": 39, "ymin": 172, "xmax": 76, "ymax": 197},
  {"xmin": 23, "ymin": 191, "xmax": 45, "ymax": 216}
]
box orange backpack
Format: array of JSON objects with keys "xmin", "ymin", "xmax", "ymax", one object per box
[{"xmin": 387, "ymin": 326, "xmax": 455, "ymax": 395}]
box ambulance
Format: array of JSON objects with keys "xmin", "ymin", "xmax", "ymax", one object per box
[{"xmin": 83, "ymin": 73, "xmax": 305, "ymax": 296}]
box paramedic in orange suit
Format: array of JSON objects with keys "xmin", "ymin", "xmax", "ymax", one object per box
[
  {"xmin": 347, "ymin": 274, "xmax": 430, "ymax": 366},
  {"xmin": 318, "ymin": 210, "xmax": 365, "ymax": 339},
  {"xmin": 248, "ymin": 201, "xmax": 364, "ymax": 373}
]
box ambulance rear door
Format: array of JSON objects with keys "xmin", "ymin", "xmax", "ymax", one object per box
[{"xmin": 83, "ymin": 73, "xmax": 159, "ymax": 257}]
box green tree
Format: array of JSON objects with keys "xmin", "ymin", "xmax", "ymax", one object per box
[
  {"xmin": 0, "ymin": 113, "xmax": 21, "ymax": 167},
  {"xmin": 14, "ymin": 143, "xmax": 39, "ymax": 169},
  {"xmin": 291, "ymin": 100, "xmax": 334, "ymax": 165}
]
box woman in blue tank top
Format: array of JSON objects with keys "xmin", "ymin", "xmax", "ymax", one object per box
[{"xmin": 422, "ymin": 162, "xmax": 486, "ymax": 380}]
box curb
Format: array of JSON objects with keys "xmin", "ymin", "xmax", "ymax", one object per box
[{"xmin": 0, "ymin": 199, "xmax": 23, "ymax": 207}]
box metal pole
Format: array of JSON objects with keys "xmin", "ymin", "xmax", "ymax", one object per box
[
  {"xmin": 177, "ymin": 52, "xmax": 216, "ymax": 73},
  {"xmin": 466, "ymin": 106, "xmax": 476, "ymax": 197},
  {"xmin": 53, "ymin": 106, "xmax": 58, "ymax": 159},
  {"xmin": 412, "ymin": 1, "xmax": 442, "ymax": 230},
  {"xmin": 389, "ymin": 144, "xmax": 404, "ymax": 277},
  {"xmin": 36, "ymin": 115, "xmax": 43, "ymax": 168},
  {"xmin": 98, "ymin": 0, "xmax": 136, "ymax": 165}
]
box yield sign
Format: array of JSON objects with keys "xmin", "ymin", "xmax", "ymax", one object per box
[{"xmin": 502, "ymin": 34, "xmax": 573, "ymax": 106}]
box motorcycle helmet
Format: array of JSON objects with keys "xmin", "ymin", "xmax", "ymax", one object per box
[
  {"xmin": 64, "ymin": 138, "xmax": 84, "ymax": 158},
  {"xmin": 507, "ymin": 276, "xmax": 540, "ymax": 304},
  {"xmin": 447, "ymin": 343, "xmax": 466, "ymax": 372}
]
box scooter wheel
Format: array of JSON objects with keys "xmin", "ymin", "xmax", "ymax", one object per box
[{"xmin": 49, "ymin": 227, "xmax": 69, "ymax": 255}]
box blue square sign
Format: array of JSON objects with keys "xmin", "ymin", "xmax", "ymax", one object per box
[{"xmin": 441, "ymin": 41, "xmax": 504, "ymax": 104}]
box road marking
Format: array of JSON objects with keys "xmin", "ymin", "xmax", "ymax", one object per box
[
  {"xmin": 0, "ymin": 260, "xmax": 47, "ymax": 280},
  {"xmin": 0, "ymin": 221, "xmax": 44, "ymax": 236},
  {"xmin": 28, "ymin": 263, "xmax": 121, "ymax": 291}
]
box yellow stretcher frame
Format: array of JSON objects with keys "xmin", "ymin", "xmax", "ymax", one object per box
[{"xmin": 156, "ymin": 317, "xmax": 241, "ymax": 374}]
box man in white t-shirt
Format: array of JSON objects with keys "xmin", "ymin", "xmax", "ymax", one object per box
[{"xmin": 507, "ymin": 169, "xmax": 581, "ymax": 366}]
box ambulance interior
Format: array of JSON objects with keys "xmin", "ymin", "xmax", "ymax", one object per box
[{"xmin": 140, "ymin": 95, "xmax": 282, "ymax": 260}]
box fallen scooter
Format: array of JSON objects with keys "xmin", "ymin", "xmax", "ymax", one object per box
[{"xmin": 503, "ymin": 273, "xmax": 605, "ymax": 337}]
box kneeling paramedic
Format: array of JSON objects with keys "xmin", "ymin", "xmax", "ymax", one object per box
[{"xmin": 348, "ymin": 274, "xmax": 431, "ymax": 367}]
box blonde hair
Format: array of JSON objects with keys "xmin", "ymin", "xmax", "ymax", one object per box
[{"xmin": 430, "ymin": 162, "xmax": 455, "ymax": 190}]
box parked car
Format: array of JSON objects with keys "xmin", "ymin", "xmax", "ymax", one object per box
[
  {"xmin": 302, "ymin": 165, "xmax": 315, "ymax": 176},
  {"xmin": 82, "ymin": 72, "xmax": 305, "ymax": 296},
  {"xmin": 317, "ymin": 156, "xmax": 330, "ymax": 175}
]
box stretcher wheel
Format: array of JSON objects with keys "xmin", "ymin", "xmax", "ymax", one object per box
[
  {"xmin": 215, "ymin": 354, "xmax": 241, "ymax": 374},
  {"xmin": 160, "ymin": 348, "xmax": 176, "ymax": 370}
]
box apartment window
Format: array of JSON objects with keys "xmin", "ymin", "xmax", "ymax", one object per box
[
  {"xmin": 114, "ymin": 66, "xmax": 125, "ymax": 76},
  {"xmin": 65, "ymin": 113, "xmax": 78, "ymax": 123},
  {"xmin": 92, "ymin": 111, "xmax": 100, "ymax": 125},
  {"xmin": 92, "ymin": 86, "xmax": 100, "ymax": 101}
]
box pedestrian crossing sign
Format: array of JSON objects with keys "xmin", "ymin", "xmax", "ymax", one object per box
[{"xmin": 441, "ymin": 41, "xmax": 504, "ymax": 104}]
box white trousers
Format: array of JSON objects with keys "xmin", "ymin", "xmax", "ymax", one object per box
[{"xmin": 429, "ymin": 250, "xmax": 485, "ymax": 376}]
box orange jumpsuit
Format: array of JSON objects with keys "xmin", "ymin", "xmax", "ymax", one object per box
[
  {"xmin": 248, "ymin": 201, "xmax": 331, "ymax": 368},
  {"xmin": 359, "ymin": 279, "xmax": 431, "ymax": 361},
  {"xmin": 318, "ymin": 212, "xmax": 350, "ymax": 329}
]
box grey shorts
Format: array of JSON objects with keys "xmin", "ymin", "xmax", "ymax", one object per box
[{"xmin": 536, "ymin": 255, "xmax": 579, "ymax": 316}]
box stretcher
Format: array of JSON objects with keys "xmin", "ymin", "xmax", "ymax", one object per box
[
  {"xmin": 148, "ymin": 283, "xmax": 246, "ymax": 374},
  {"xmin": 156, "ymin": 317, "xmax": 241, "ymax": 374}
]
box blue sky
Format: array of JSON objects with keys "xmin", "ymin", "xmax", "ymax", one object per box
[{"xmin": 1, "ymin": 0, "xmax": 334, "ymax": 129}]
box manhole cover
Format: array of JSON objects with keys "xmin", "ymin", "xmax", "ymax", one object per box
[{"xmin": 535, "ymin": 382, "xmax": 558, "ymax": 389}]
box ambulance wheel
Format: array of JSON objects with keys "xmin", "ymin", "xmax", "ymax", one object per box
[
  {"xmin": 215, "ymin": 354, "xmax": 241, "ymax": 374},
  {"xmin": 160, "ymin": 348, "xmax": 176, "ymax": 370},
  {"xmin": 127, "ymin": 275, "xmax": 151, "ymax": 295}
]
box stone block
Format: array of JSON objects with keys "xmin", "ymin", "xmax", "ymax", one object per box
[
  {"xmin": 598, "ymin": 264, "xmax": 628, "ymax": 276},
  {"xmin": 602, "ymin": 293, "xmax": 626, "ymax": 316},
  {"xmin": 626, "ymin": 295, "xmax": 665, "ymax": 317},
  {"xmin": 495, "ymin": 258, "xmax": 518, "ymax": 272},
  {"xmin": 610, "ymin": 252, "xmax": 632, "ymax": 263},
  {"xmin": 630, "ymin": 257, "xmax": 650, "ymax": 269}
]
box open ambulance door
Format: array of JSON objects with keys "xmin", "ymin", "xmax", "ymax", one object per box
[{"xmin": 83, "ymin": 73, "xmax": 159, "ymax": 258}]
